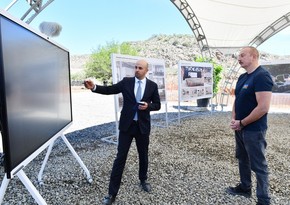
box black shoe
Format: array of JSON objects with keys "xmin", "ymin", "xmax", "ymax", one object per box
[
  {"xmin": 226, "ymin": 183, "xmax": 252, "ymax": 198},
  {"xmin": 102, "ymin": 194, "xmax": 116, "ymax": 205},
  {"xmin": 140, "ymin": 181, "xmax": 151, "ymax": 192}
]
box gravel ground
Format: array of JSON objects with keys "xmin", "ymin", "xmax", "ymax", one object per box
[{"xmin": 0, "ymin": 89, "xmax": 289, "ymax": 205}]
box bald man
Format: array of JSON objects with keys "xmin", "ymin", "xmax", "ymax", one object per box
[{"xmin": 84, "ymin": 59, "xmax": 161, "ymax": 205}]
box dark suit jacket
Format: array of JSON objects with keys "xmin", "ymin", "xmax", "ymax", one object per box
[{"xmin": 93, "ymin": 77, "xmax": 161, "ymax": 134}]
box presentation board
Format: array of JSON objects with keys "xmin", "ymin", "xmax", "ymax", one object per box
[
  {"xmin": 178, "ymin": 60, "xmax": 213, "ymax": 101},
  {"xmin": 261, "ymin": 60, "xmax": 290, "ymax": 93},
  {"xmin": 0, "ymin": 10, "xmax": 72, "ymax": 178}
]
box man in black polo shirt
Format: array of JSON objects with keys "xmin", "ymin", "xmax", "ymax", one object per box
[{"xmin": 226, "ymin": 46, "xmax": 273, "ymax": 205}]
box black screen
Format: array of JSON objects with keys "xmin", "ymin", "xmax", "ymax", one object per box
[{"xmin": 0, "ymin": 12, "xmax": 72, "ymax": 178}]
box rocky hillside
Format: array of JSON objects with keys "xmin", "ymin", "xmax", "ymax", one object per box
[
  {"xmin": 70, "ymin": 34, "xmax": 290, "ymax": 103},
  {"xmin": 131, "ymin": 34, "xmax": 201, "ymax": 68},
  {"xmin": 70, "ymin": 34, "xmax": 289, "ymax": 74}
]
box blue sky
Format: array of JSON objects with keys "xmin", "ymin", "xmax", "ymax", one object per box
[{"xmin": 1, "ymin": 0, "xmax": 290, "ymax": 56}]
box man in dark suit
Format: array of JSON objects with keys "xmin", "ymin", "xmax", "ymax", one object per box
[{"xmin": 84, "ymin": 59, "xmax": 161, "ymax": 205}]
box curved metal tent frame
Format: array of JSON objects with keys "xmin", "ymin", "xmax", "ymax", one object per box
[
  {"xmin": 4, "ymin": 0, "xmax": 54, "ymax": 24},
  {"xmin": 171, "ymin": 0, "xmax": 290, "ymax": 108},
  {"xmin": 170, "ymin": 0, "xmax": 212, "ymax": 59}
]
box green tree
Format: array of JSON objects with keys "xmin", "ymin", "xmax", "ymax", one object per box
[
  {"xmin": 194, "ymin": 56, "xmax": 223, "ymax": 94},
  {"xmin": 84, "ymin": 41, "xmax": 138, "ymax": 83},
  {"xmin": 71, "ymin": 71, "xmax": 86, "ymax": 81}
]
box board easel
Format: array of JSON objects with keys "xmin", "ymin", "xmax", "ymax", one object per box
[
  {"xmin": 0, "ymin": 132, "xmax": 93, "ymax": 204},
  {"xmin": 38, "ymin": 133, "xmax": 93, "ymax": 184}
]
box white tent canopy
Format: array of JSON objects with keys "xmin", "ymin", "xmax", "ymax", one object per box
[
  {"xmin": 4, "ymin": 0, "xmax": 290, "ymax": 54},
  {"xmin": 171, "ymin": 0, "xmax": 290, "ymax": 55}
]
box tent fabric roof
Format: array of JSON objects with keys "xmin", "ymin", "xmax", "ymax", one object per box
[{"xmin": 175, "ymin": 0, "xmax": 290, "ymax": 49}]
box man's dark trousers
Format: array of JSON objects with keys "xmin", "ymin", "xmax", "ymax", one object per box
[{"xmin": 108, "ymin": 121, "xmax": 149, "ymax": 196}]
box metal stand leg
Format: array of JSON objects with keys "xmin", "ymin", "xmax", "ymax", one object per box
[
  {"xmin": 0, "ymin": 171, "xmax": 47, "ymax": 205},
  {"xmin": 165, "ymin": 102, "xmax": 169, "ymax": 128},
  {"xmin": 0, "ymin": 132, "xmax": 92, "ymax": 204},
  {"xmin": 37, "ymin": 134, "xmax": 93, "ymax": 184},
  {"xmin": 17, "ymin": 170, "xmax": 47, "ymax": 205},
  {"xmin": 1, "ymin": 171, "xmax": 47, "ymax": 205},
  {"xmin": 61, "ymin": 134, "xmax": 93, "ymax": 183},
  {"xmin": 101, "ymin": 120, "xmax": 118, "ymax": 145},
  {"xmin": 0, "ymin": 174, "xmax": 10, "ymax": 204},
  {"xmin": 38, "ymin": 139, "xmax": 55, "ymax": 185},
  {"xmin": 101, "ymin": 135, "xmax": 118, "ymax": 145}
]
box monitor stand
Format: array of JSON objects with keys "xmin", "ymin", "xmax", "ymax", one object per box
[{"xmin": 0, "ymin": 133, "xmax": 93, "ymax": 205}]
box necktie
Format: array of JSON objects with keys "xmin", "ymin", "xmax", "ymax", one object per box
[{"xmin": 134, "ymin": 81, "xmax": 142, "ymax": 120}]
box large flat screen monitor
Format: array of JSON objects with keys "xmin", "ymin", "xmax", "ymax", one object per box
[{"xmin": 0, "ymin": 10, "xmax": 72, "ymax": 178}]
